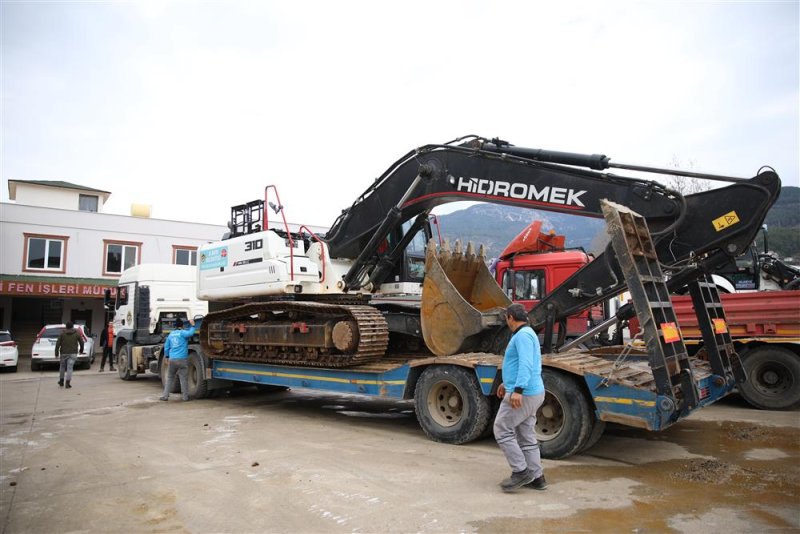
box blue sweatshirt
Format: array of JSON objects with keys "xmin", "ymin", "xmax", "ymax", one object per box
[
  {"xmin": 163, "ymin": 326, "xmax": 196, "ymax": 360},
  {"xmin": 502, "ymin": 325, "xmax": 544, "ymax": 396}
]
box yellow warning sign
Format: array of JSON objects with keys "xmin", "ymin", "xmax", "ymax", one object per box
[{"xmin": 712, "ymin": 211, "xmax": 740, "ymax": 232}]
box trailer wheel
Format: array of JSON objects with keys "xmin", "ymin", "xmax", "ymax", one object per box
[
  {"xmin": 414, "ymin": 365, "xmax": 492, "ymax": 444},
  {"xmin": 117, "ymin": 346, "xmax": 137, "ymax": 381},
  {"xmin": 738, "ymin": 347, "xmax": 800, "ymax": 410},
  {"xmin": 187, "ymin": 352, "xmax": 209, "ymax": 399},
  {"xmin": 580, "ymin": 419, "xmax": 606, "ymax": 453},
  {"xmin": 536, "ymin": 369, "xmax": 593, "ymax": 459}
]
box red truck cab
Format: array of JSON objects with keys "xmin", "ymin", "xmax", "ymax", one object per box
[{"xmin": 493, "ymin": 221, "xmax": 601, "ymax": 339}]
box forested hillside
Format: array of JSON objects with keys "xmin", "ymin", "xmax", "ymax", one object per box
[{"xmin": 760, "ymin": 186, "xmax": 800, "ymax": 261}]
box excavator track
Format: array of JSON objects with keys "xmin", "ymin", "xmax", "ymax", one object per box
[{"xmin": 200, "ymin": 301, "xmax": 389, "ymax": 368}]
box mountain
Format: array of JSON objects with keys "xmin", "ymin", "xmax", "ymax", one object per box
[
  {"xmin": 435, "ymin": 204, "xmax": 605, "ymax": 259},
  {"xmin": 761, "ymin": 186, "xmax": 800, "ymax": 260},
  {"xmin": 766, "ymin": 186, "xmax": 800, "ymax": 228}
]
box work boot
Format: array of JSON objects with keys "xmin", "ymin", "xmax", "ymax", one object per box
[
  {"xmin": 159, "ymin": 396, "xmax": 168, "ymax": 401},
  {"xmin": 182, "ymin": 396, "xmax": 190, "ymax": 402},
  {"xmin": 110, "ymin": 367, "xmax": 116, "ymax": 371},
  {"xmin": 99, "ymin": 368, "xmax": 104, "ymax": 372},
  {"xmin": 65, "ymin": 381, "xmax": 72, "ymax": 389},
  {"xmin": 58, "ymin": 379, "xmax": 64, "ymax": 387},
  {"xmin": 499, "ymin": 469, "xmax": 535, "ymax": 492},
  {"xmin": 525, "ymin": 475, "xmax": 547, "ymax": 490}
]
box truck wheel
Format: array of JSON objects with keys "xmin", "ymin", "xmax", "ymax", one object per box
[
  {"xmin": 536, "ymin": 369, "xmax": 593, "ymax": 459},
  {"xmin": 117, "ymin": 346, "xmax": 137, "ymax": 381},
  {"xmin": 414, "ymin": 365, "xmax": 492, "ymax": 444},
  {"xmin": 480, "ymin": 395, "xmax": 501, "ymax": 438},
  {"xmin": 187, "ymin": 352, "xmax": 209, "ymax": 399},
  {"xmin": 738, "ymin": 347, "xmax": 800, "ymax": 410},
  {"xmin": 580, "ymin": 419, "xmax": 606, "ymax": 453}
]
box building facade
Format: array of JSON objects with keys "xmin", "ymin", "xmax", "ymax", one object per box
[
  {"xmin": 0, "ymin": 180, "xmax": 229, "ymax": 359},
  {"xmin": 2, "ymin": 181, "xmax": 329, "ymax": 361}
]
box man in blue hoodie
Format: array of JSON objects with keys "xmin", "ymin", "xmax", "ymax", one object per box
[
  {"xmin": 494, "ymin": 303, "xmax": 547, "ymax": 492},
  {"xmin": 159, "ymin": 317, "xmax": 196, "ymax": 402}
]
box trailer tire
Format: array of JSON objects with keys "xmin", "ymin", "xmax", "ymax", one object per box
[
  {"xmin": 415, "ymin": 365, "xmax": 492, "ymax": 445},
  {"xmin": 738, "ymin": 346, "xmax": 800, "ymax": 410},
  {"xmin": 537, "ymin": 369, "xmax": 593, "ymax": 459},
  {"xmin": 187, "ymin": 351, "xmax": 209, "ymax": 400},
  {"xmin": 580, "ymin": 419, "xmax": 607, "ymax": 453},
  {"xmin": 117, "ymin": 345, "xmax": 137, "ymax": 381}
]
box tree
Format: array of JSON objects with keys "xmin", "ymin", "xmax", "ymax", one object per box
[{"xmin": 663, "ymin": 155, "xmax": 712, "ymax": 195}]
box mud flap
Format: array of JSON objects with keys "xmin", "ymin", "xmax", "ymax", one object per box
[{"xmin": 421, "ymin": 240, "xmax": 511, "ymax": 356}]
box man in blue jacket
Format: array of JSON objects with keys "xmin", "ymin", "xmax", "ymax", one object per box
[
  {"xmin": 159, "ymin": 317, "xmax": 196, "ymax": 402},
  {"xmin": 494, "ymin": 303, "xmax": 547, "ymax": 492}
]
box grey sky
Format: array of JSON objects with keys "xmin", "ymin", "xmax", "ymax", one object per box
[{"xmin": 2, "ymin": 1, "xmax": 798, "ymax": 228}]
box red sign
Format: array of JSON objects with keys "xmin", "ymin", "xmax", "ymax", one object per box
[{"xmin": 0, "ymin": 280, "xmax": 117, "ymax": 298}]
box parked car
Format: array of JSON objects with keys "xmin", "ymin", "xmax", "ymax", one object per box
[
  {"xmin": 0, "ymin": 330, "xmax": 19, "ymax": 372},
  {"xmin": 31, "ymin": 324, "xmax": 94, "ymax": 371}
]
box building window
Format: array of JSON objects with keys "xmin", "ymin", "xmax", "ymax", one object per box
[
  {"xmin": 173, "ymin": 246, "xmax": 198, "ymax": 266},
  {"xmin": 103, "ymin": 240, "xmax": 142, "ymax": 275},
  {"xmin": 23, "ymin": 234, "xmax": 68, "ymax": 273},
  {"xmin": 79, "ymin": 194, "xmax": 99, "ymax": 212}
]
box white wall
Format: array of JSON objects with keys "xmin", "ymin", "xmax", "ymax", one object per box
[
  {"xmin": 1, "ymin": 203, "xmax": 227, "ymax": 277},
  {"xmin": 13, "ymin": 184, "xmax": 100, "ymax": 212}
]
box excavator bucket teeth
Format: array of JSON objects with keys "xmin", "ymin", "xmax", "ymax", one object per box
[{"xmin": 421, "ymin": 239, "xmax": 512, "ymax": 356}]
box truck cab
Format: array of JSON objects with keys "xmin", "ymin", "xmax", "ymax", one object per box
[
  {"xmin": 110, "ymin": 264, "xmax": 208, "ymax": 348},
  {"xmin": 495, "ymin": 250, "xmax": 601, "ymax": 339}
]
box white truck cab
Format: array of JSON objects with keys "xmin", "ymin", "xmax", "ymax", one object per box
[{"xmin": 114, "ymin": 264, "xmax": 207, "ymax": 337}]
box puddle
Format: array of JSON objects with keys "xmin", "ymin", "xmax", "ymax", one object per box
[{"xmin": 472, "ymin": 420, "xmax": 800, "ymax": 532}]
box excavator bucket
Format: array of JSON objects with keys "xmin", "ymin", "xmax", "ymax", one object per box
[{"xmin": 421, "ymin": 239, "xmax": 512, "ymax": 356}]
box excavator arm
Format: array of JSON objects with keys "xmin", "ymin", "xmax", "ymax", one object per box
[{"xmin": 326, "ymin": 137, "xmax": 781, "ymax": 334}]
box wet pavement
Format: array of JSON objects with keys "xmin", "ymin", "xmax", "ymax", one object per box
[{"xmin": 0, "ymin": 365, "xmax": 798, "ymax": 533}]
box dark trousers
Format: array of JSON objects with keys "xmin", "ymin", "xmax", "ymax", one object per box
[
  {"xmin": 100, "ymin": 346, "xmax": 115, "ymax": 370},
  {"xmin": 162, "ymin": 359, "xmax": 189, "ymax": 400}
]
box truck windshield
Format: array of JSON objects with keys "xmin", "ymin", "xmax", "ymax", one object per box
[{"xmin": 503, "ymin": 269, "xmax": 545, "ymax": 300}]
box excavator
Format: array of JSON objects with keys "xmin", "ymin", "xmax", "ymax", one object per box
[
  {"xmin": 197, "ymin": 135, "xmax": 781, "ymax": 367},
  {"xmin": 186, "ymin": 135, "xmax": 782, "ymax": 457}
]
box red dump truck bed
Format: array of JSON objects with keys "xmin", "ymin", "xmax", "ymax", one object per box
[
  {"xmin": 630, "ymin": 290, "xmax": 800, "ymax": 410},
  {"xmin": 672, "ymin": 290, "xmax": 800, "ymax": 339}
]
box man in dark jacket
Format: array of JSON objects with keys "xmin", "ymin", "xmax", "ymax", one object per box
[
  {"xmin": 99, "ymin": 321, "xmax": 116, "ymax": 372},
  {"xmin": 55, "ymin": 322, "xmax": 84, "ymax": 389}
]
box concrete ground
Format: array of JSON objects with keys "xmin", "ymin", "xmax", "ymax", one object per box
[{"xmin": 1, "ymin": 360, "xmax": 798, "ymax": 534}]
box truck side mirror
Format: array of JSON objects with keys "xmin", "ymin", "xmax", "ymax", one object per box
[
  {"xmin": 502, "ymin": 269, "xmax": 516, "ymax": 299},
  {"xmin": 103, "ymin": 289, "xmax": 113, "ymax": 310}
]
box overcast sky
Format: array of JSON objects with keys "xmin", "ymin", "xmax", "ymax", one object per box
[{"xmin": 2, "ymin": 1, "xmax": 798, "ymax": 228}]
